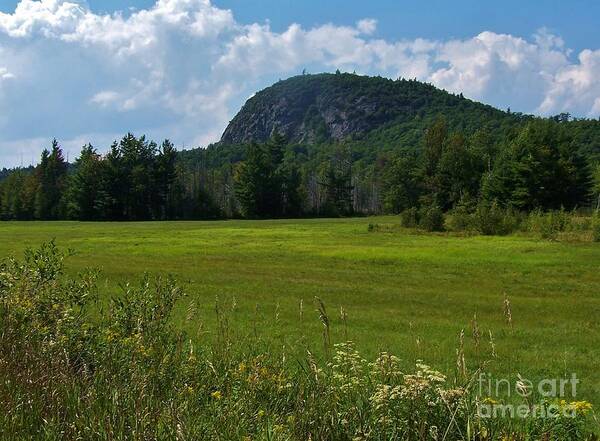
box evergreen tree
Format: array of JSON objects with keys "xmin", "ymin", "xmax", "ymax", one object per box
[
  {"xmin": 0, "ymin": 170, "xmax": 36, "ymax": 220},
  {"xmin": 281, "ymin": 162, "xmax": 304, "ymax": 216},
  {"xmin": 422, "ymin": 116, "xmax": 448, "ymax": 178},
  {"xmin": 320, "ymin": 146, "xmax": 353, "ymax": 216},
  {"xmin": 120, "ymin": 134, "xmax": 157, "ymax": 220},
  {"xmin": 34, "ymin": 140, "xmax": 68, "ymax": 219},
  {"xmin": 483, "ymin": 121, "xmax": 590, "ymax": 210},
  {"xmin": 234, "ymin": 142, "xmax": 268, "ymax": 218},
  {"xmin": 65, "ymin": 144, "xmax": 102, "ymax": 220},
  {"xmin": 155, "ymin": 140, "xmax": 178, "ymax": 219},
  {"xmin": 234, "ymin": 132, "xmax": 288, "ymax": 218},
  {"xmin": 100, "ymin": 142, "xmax": 126, "ymax": 220}
]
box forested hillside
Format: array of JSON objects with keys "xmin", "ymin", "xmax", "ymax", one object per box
[{"xmin": 1, "ymin": 73, "xmax": 600, "ymax": 221}]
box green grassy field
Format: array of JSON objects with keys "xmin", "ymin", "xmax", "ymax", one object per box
[{"xmin": 1, "ymin": 217, "xmax": 599, "ymax": 402}]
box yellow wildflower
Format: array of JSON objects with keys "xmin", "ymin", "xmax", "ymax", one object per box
[
  {"xmin": 569, "ymin": 401, "xmax": 593, "ymax": 414},
  {"xmin": 211, "ymin": 390, "xmax": 222, "ymax": 400}
]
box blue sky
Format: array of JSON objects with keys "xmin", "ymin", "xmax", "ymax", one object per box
[
  {"xmin": 1, "ymin": 0, "xmax": 600, "ymax": 166},
  {"xmin": 3, "ymin": 0, "xmax": 599, "ymax": 52}
]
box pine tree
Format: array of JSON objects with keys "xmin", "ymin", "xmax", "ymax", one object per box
[
  {"xmin": 66, "ymin": 144, "xmax": 102, "ymax": 220},
  {"xmin": 155, "ymin": 140, "xmax": 178, "ymax": 219},
  {"xmin": 320, "ymin": 146, "xmax": 353, "ymax": 216},
  {"xmin": 234, "ymin": 132, "xmax": 288, "ymax": 218},
  {"xmin": 482, "ymin": 121, "xmax": 590, "ymax": 210},
  {"xmin": 234, "ymin": 142, "xmax": 267, "ymax": 218},
  {"xmin": 34, "ymin": 140, "xmax": 68, "ymax": 219}
]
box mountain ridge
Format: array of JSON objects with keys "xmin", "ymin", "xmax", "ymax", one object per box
[{"xmin": 220, "ymin": 72, "xmax": 525, "ymax": 146}]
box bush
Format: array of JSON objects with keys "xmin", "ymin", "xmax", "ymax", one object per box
[
  {"xmin": 470, "ymin": 201, "xmax": 519, "ymax": 236},
  {"xmin": 447, "ymin": 204, "xmax": 473, "ymax": 232},
  {"xmin": 400, "ymin": 207, "xmax": 419, "ymax": 228},
  {"xmin": 526, "ymin": 208, "xmax": 572, "ymax": 240},
  {"xmin": 419, "ymin": 205, "xmax": 445, "ymax": 232}
]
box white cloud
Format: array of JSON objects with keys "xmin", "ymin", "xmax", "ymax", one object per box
[
  {"xmin": 356, "ymin": 18, "xmax": 377, "ymax": 35},
  {"xmin": 90, "ymin": 90, "xmax": 120, "ymax": 107},
  {"xmin": 0, "ymin": 67, "xmax": 14, "ymax": 83},
  {"xmin": 538, "ymin": 49, "xmax": 600, "ymax": 116},
  {"xmin": 0, "ymin": 1, "xmax": 599, "ymax": 167}
]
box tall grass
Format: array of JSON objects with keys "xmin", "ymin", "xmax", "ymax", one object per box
[
  {"xmin": 392, "ymin": 204, "xmax": 600, "ymax": 241},
  {"xmin": 0, "ymin": 242, "xmax": 597, "ymax": 440}
]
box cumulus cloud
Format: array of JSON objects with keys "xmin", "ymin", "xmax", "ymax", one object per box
[
  {"xmin": 0, "ymin": 0, "xmax": 599, "ymax": 166},
  {"xmin": 356, "ymin": 18, "xmax": 377, "ymax": 35}
]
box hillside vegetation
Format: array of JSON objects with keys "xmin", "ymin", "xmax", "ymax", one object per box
[{"xmin": 2, "ymin": 72, "xmax": 600, "ymax": 221}]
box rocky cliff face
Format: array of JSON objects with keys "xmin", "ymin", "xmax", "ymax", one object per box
[{"xmin": 220, "ymin": 73, "xmax": 453, "ymax": 145}]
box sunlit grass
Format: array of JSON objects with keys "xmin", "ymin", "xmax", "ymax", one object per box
[{"xmin": 1, "ymin": 217, "xmax": 599, "ymax": 404}]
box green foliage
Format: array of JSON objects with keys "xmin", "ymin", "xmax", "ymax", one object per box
[
  {"xmin": 2, "ymin": 74, "xmax": 600, "ymax": 221},
  {"xmin": 436, "ymin": 133, "xmax": 483, "ymax": 210},
  {"xmin": 470, "ymin": 201, "xmax": 520, "ymax": 236},
  {"xmin": 447, "ymin": 202, "xmax": 474, "ymax": 232},
  {"xmin": 418, "ymin": 204, "xmax": 445, "ymax": 232},
  {"xmin": 34, "ymin": 140, "xmax": 68, "ymax": 220},
  {"xmin": 526, "ymin": 209, "xmax": 573, "ymax": 240},
  {"xmin": 381, "ymin": 153, "xmax": 422, "ymax": 214},
  {"xmin": 0, "ymin": 169, "xmax": 36, "ymax": 220},
  {"xmin": 592, "ymin": 214, "xmax": 600, "ymax": 242},
  {"xmin": 400, "ymin": 207, "xmax": 419, "ymax": 228},
  {"xmin": 234, "ymin": 132, "xmax": 304, "ymax": 218},
  {"xmin": 482, "ymin": 121, "xmax": 591, "ymax": 211},
  {"xmin": 318, "ymin": 145, "xmax": 354, "ymax": 216},
  {"xmin": 2, "ymin": 243, "xmax": 597, "ymax": 440},
  {"xmin": 592, "ymin": 163, "xmax": 600, "ymax": 211},
  {"xmin": 65, "ymin": 144, "xmax": 103, "ymax": 220}
]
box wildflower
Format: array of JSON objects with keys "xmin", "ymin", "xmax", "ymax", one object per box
[
  {"xmin": 439, "ymin": 387, "xmax": 465, "ymax": 404},
  {"xmin": 563, "ymin": 400, "xmax": 593, "ymax": 415},
  {"xmin": 370, "ymin": 352, "xmax": 403, "ymax": 380},
  {"xmin": 238, "ymin": 361, "xmax": 247, "ymax": 372},
  {"xmin": 211, "ymin": 390, "xmax": 222, "ymax": 400},
  {"xmin": 257, "ymin": 409, "xmax": 265, "ymax": 418},
  {"xmin": 370, "ymin": 384, "xmax": 403, "ymax": 410}
]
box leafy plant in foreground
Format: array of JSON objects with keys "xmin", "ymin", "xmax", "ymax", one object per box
[{"xmin": 0, "ymin": 243, "xmax": 597, "ymax": 440}]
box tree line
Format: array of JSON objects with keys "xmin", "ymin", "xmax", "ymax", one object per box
[{"xmin": 1, "ymin": 118, "xmax": 599, "ymax": 221}]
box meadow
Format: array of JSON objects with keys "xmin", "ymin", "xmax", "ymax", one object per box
[{"xmin": 1, "ymin": 216, "xmax": 599, "ymax": 405}]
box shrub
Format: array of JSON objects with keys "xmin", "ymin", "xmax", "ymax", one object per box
[
  {"xmin": 526, "ymin": 208, "xmax": 572, "ymax": 240},
  {"xmin": 471, "ymin": 201, "xmax": 519, "ymax": 236},
  {"xmin": 419, "ymin": 204, "xmax": 445, "ymax": 232},
  {"xmin": 400, "ymin": 206, "xmax": 419, "ymax": 228},
  {"xmin": 447, "ymin": 204, "xmax": 473, "ymax": 232}
]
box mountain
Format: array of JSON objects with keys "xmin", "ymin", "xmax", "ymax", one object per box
[
  {"xmin": 216, "ymin": 72, "xmax": 600, "ymax": 168},
  {"xmin": 220, "ymin": 72, "xmax": 524, "ymax": 147}
]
